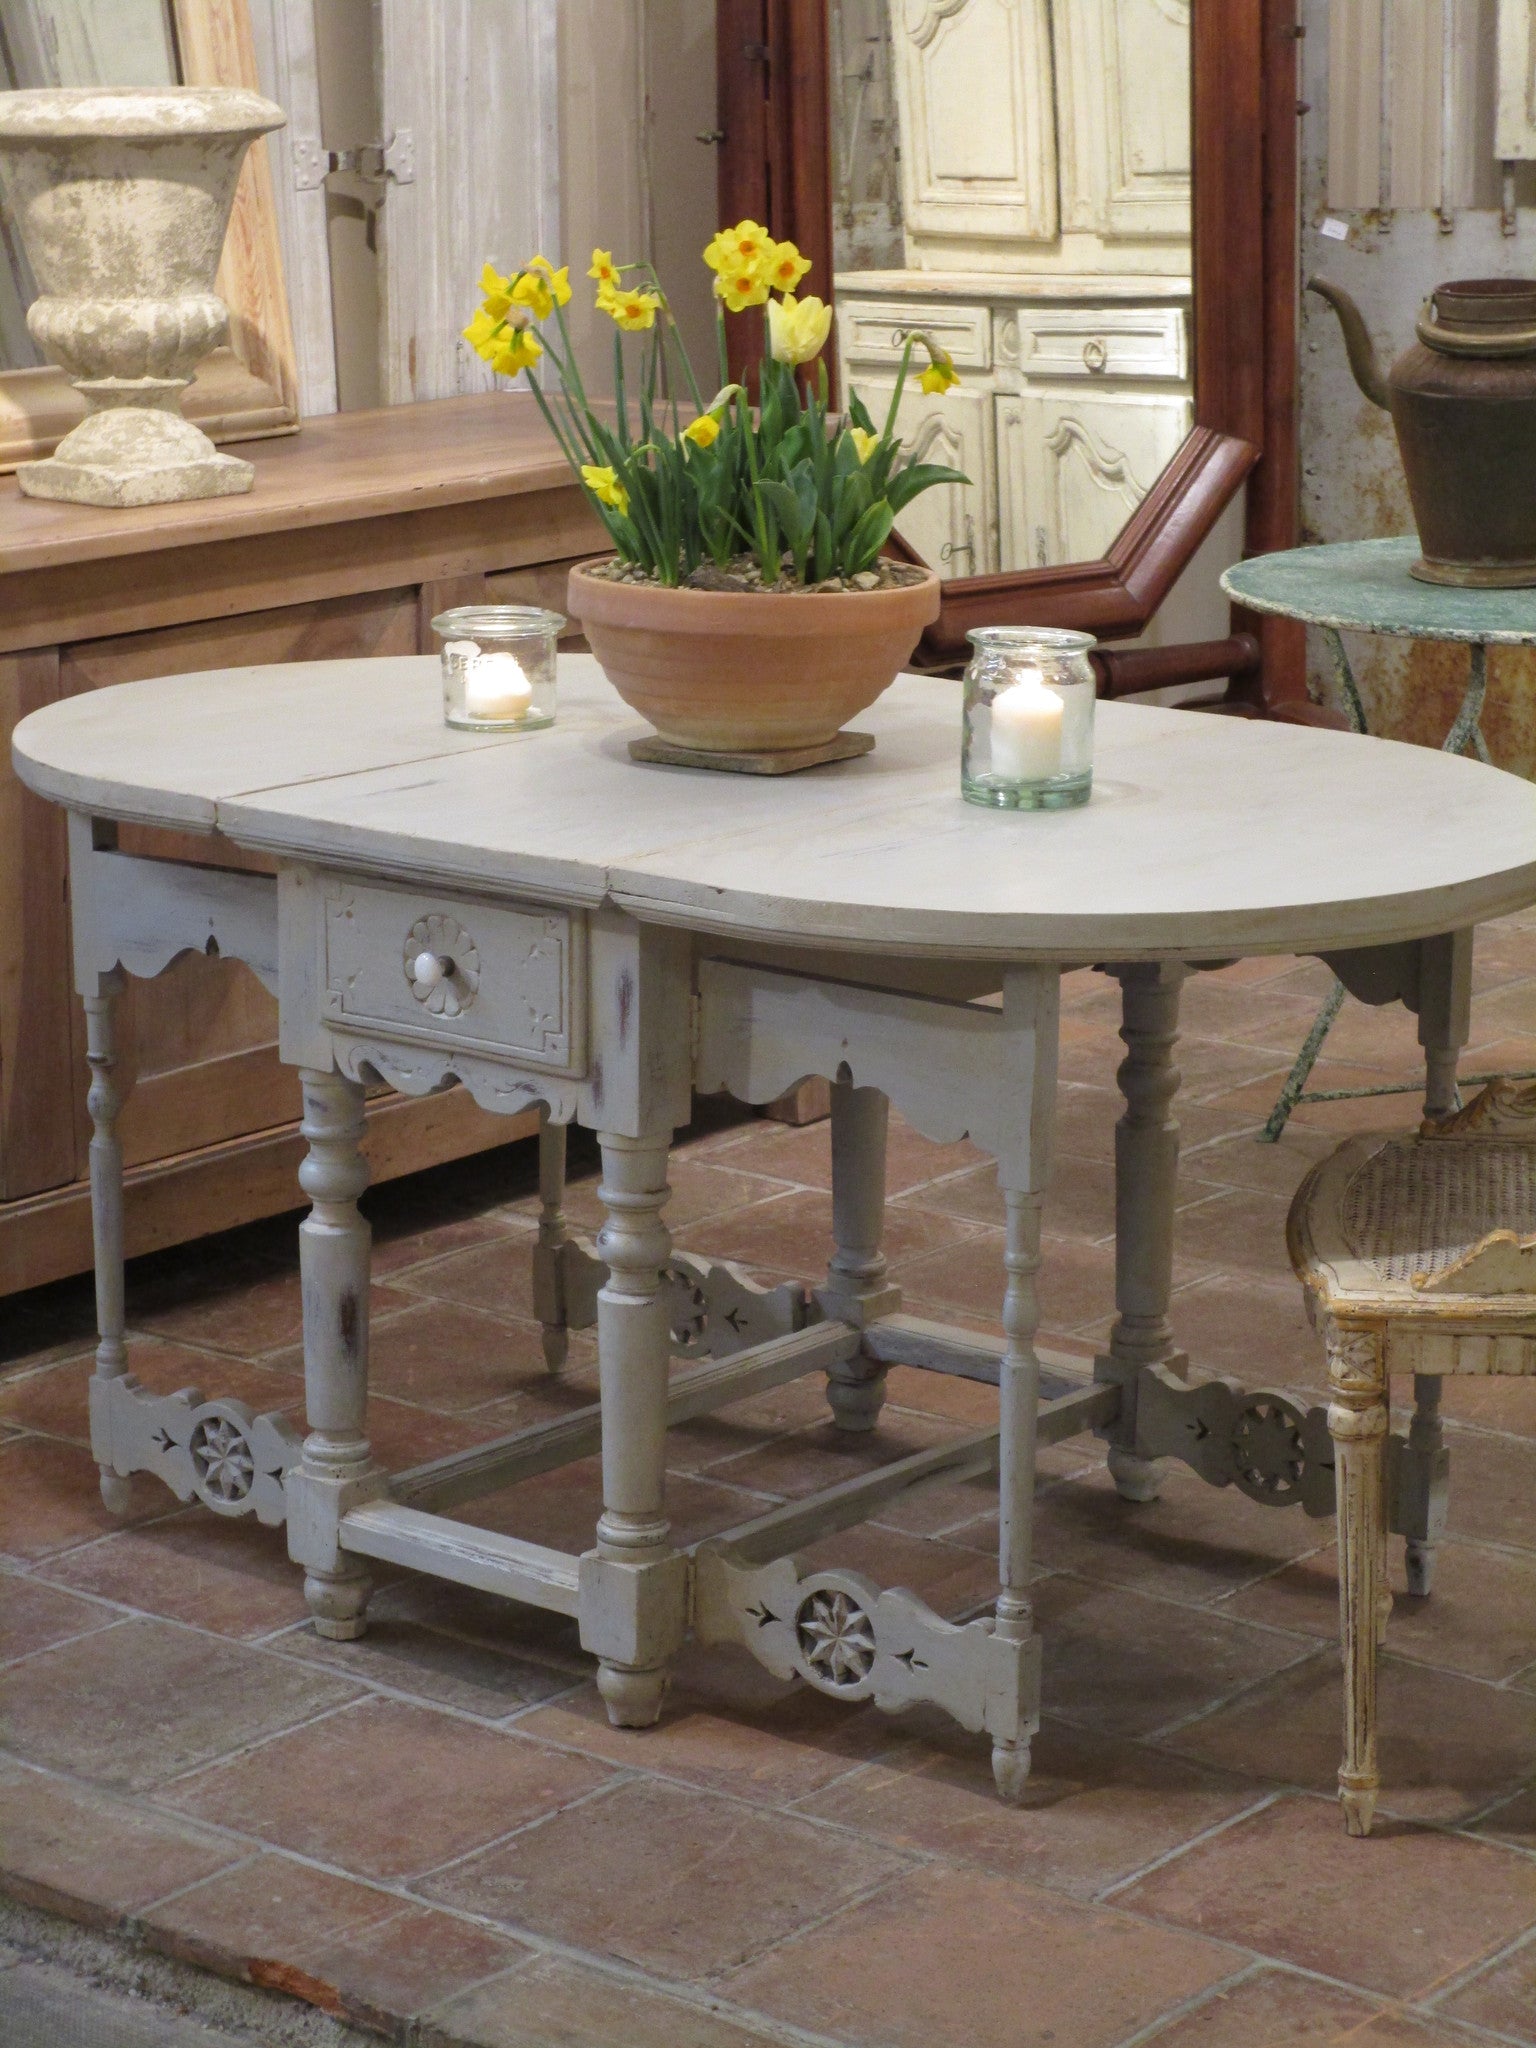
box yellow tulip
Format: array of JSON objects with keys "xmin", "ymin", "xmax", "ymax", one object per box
[
  {"xmin": 704, "ymin": 220, "xmax": 770, "ymax": 274},
  {"xmin": 603, "ymin": 286, "xmax": 662, "ymax": 331},
  {"xmin": 848, "ymin": 426, "xmax": 879, "ymax": 464},
  {"xmin": 588, "ymin": 248, "xmax": 620, "ymax": 288},
  {"xmin": 763, "ymin": 238, "xmax": 811, "ymax": 293},
  {"xmin": 767, "ymin": 292, "xmax": 832, "ymax": 367},
  {"xmin": 581, "ymin": 463, "xmax": 630, "ymax": 515},
  {"xmin": 682, "ymin": 412, "xmax": 722, "ymax": 449}
]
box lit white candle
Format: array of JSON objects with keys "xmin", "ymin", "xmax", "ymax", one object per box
[
  {"xmin": 989, "ymin": 667, "xmax": 1063, "ymax": 782},
  {"xmin": 463, "ymin": 649, "xmax": 533, "ymax": 722}
]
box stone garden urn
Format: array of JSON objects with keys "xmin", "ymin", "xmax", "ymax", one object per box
[{"xmin": 0, "ymin": 86, "xmax": 286, "ymax": 507}]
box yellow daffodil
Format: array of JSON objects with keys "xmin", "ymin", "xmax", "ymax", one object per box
[
  {"xmin": 716, "ymin": 264, "xmax": 769, "ymax": 313},
  {"xmin": 763, "ymin": 238, "xmax": 811, "ymax": 293},
  {"xmin": 703, "ymin": 220, "xmax": 770, "ymax": 274},
  {"xmin": 478, "ymin": 262, "xmax": 513, "ymax": 317},
  {"xmin": 528, "ymin": 255, "xmax": 572, "ymax": 305},
  {"xmin": 581, "ymin": 462, "xmax": 629, "ymax": 515},
  {"xmin": 490, "ymin": 325, "xmax": 542, "ymax": 378},
  {"xmin": 509, "ymin": 257, "xmax": 572, "ymax": 321},
  {"xmin": 919, "ymin": 348, "xmax": 960, "ymax": 396},
  {"xmin": 463, "ymin": 306, "xmax": 504, "ymax": 361},
  {"xmin": 682, "ymin": 411, "xmax": 722, "ymax": 449},
  {"xmin": 847, "ymin": 426, "xmax": 879, "ymax": 464},
  {"xmin": 588, "ymin": 248, "xmax": 620, "ymax": 289},
  {"xmin": 602, "ymin": 285, "xmax": 663, "ymax": 331},
  {"xmin": 767, "ymin": 292, "xmax": 832, "ymax": 367}
]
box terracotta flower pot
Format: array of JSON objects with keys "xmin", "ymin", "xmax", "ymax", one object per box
[{"xmin": 569, "ymin": 560, "xmax": 942, "ymax": 754}]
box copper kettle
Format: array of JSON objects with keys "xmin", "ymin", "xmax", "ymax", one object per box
[{"xmin": 1309, "ymin": 275, "xmax": 1536, "ymax": 587}]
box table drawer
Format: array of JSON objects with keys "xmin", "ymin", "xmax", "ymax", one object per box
[
  {"xmin": 320, "ymin": 877, "xmax": 586, "ymax": 1074},
  {"xmin": 838, "ymin": 297, "xmax": 991, "ymax": 371},
  {"xmin": 1014, "ymin": 306, "xmax": 1188, "ymax": 381}
]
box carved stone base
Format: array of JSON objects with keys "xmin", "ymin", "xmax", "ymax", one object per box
[{"xmin": 20, "ymin": 406, "xmax": 255, "ymax": 508}]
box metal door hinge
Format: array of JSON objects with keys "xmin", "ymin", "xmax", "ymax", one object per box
[{"xmin": 293, "ymin": 130, "xmax": 415, "ymax": 191}]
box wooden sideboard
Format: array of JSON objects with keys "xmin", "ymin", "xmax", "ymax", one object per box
[{"xmin": 0, "ymin": 392, "xmax": 602, "ymax": 1295}]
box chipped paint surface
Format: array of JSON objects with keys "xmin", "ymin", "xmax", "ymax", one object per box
[{"xmin": 1299, "ymin": 0, "xmax": 1536, "ymax": 777}]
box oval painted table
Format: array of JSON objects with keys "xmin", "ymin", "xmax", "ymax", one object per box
[{"xmin": 16, "ymin": 654, "xmax": 1536, "ymax": 1801}]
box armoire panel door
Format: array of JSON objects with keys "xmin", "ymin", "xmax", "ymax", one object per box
[
  {"xmin": 998, "ymin": 389, "xmax": 1192, "ymax": 570},
  {"xmin": 1054, "ymin": 0, "xmax": 1192, "ymax": 241},
  {"xmin": 890, "ymin": 0, "xmax": 1058, "ymax": 249},
  {"xmin": 853, "ymin": 373, "xmax": 998, "ymax": 577}
]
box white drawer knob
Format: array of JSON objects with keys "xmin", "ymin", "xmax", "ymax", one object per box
[
  {"xmin": 412, "ymin": 950, "xmax": 453, "ymax": 989},
  {"xmin": 1082, "ymin": 337, "xmax": 1108, "ymax": 373}
]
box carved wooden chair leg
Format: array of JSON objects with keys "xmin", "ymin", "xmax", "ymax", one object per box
[
  {"xmin": 588, "ymin": 1132, "xmax": 686, "ymax": 1727},
  {"xmin": 533, "ymin": 1105, "xmax": 571, "ymax": 1372},
  {"xmin": 287, "ymin": 1070, "xmax": 380, "ymax": 1641},
  {"xmin": 1101, "ymin": 961, "xmax": 1188, "ymax": 1502},
  {"xmin": 993, "ymin": 1180, "xmax": 1045, "ymax": 1801},
  {"xmin": 1327, "ymin": 1320, "xmax": 1389, "ymax": 1837},
  {"xmin": 1403, "ymin": 1373, "xmax": 1447, "ymax": 1597},
  {"xmin": 821, "ymin": 1072, "xmax": 900, "ymax": 1432},
  {"xmin": 84, "ymin": 968, "xmax": 132, "ymax": 1514}
]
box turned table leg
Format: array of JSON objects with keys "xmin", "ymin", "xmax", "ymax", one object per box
[
  {"xmin": 993, "ymin": 1179, "xmax": 1045, "ymax": 1801},
  {"xmin": 1418, "ymin": 929, "xmax": 1472, "ymax": 1124},
  {"xmin": 821, "ymin": 1074, "xmax": 900, "ymax": 1431},
  {"xmin": 84, "ymin": 968, "xmax": 131, "ymax": 1514},
  {"xmin": 533, "ymin": 1106, "xmax": 572, "ymax": 1373},
  {"xmin": 1328, "ymin": 1321, "xmax": 1390, "ymax": 1837},
  {"xmin": 1102, "ymin": 961, "xmax": 1187, "ymax": 1502},
  {"xmin": 589, "ymin": 1131, "xmax": 685, "ymax": 1727},
  {"xmin": 1403, "ymin": 1373, "xmax": 1447, "ymax": 1597},
  {"xmin": 287, "ymin": 1069, "xmax": 380, "ymax": 1640}
]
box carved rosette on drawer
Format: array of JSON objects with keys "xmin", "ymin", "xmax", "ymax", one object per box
[{"xmin": 319, "ymin": 879, "xmax": 587, "ymax": 1114}]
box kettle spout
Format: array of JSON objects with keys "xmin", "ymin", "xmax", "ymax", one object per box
[{"xmin": 1307, "ymin": 277, "xmax": 1390, "ymax": 409}]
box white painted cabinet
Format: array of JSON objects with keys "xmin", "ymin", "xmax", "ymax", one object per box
[
  {"xmin": 998, "ymin": 387, "xmax": 1192, "ymax": 569},
  {"xmin": 849, "ymin": 369, "xmax": 998, "ymax": 574}
]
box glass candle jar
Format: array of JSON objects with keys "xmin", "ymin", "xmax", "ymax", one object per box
[
  {"xmin": 961, "ymin": 626, "xmax": 1097, "ymax": 810},
  {"xmin": 431, "ymin": 605, "xmax": 564, "ymax": 731}
]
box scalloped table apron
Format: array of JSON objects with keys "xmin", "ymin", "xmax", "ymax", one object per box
[{"xmin": 15, "ymin": 654, "xmax": 1536, "ymax": 1802}]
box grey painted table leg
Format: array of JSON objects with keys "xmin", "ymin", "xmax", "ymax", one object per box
[
  {"xmin": 994, "ymin": 1177, "xmax": 1045, "ymax": 1800},
  {"xmin": 1101, "ymin": 962, "xmax": 1188, "ymax": 1503},
  {"xmin": 534, "ymin": 1107, "xmax": 571, "ymax": 1372},
  {"xmin": 288, "ymin": 1069, "xmax": 379, "ymax": 1641},
  {"xmin": 591, "ymin": 1131, "xmax": 685, "ymax": 1727},
  {"xmin": 822, "ymin": 1075, "xmax": 900, "ymax": 1431},
  {"xmin": 84, "ymin": 968, "xmax": 131, "ymax": 1514}
]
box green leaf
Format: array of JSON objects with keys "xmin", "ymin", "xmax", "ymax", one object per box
[
  {"xmin": 843, "ymin": 501, "xmax": 896, "ymax": 576},
  {"xmin": 884, "ymin": 462, "xmax": 971, "ymax": 514}
]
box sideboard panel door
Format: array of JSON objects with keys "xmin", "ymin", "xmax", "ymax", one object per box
[
  {"xmin": 892, "ymin": 0, "xmax": 1058, "ymax": 252},
  {"xmin": 998, "ymin": 389, "xmax": 1192, "ymax": 569},
  {"xmin": 853, "ymin": 372, "xmax": 998, "ymax": 577},
  {"xmin": 1055, "ymin": 0, "xmax": 1193, "ymax": 241}
]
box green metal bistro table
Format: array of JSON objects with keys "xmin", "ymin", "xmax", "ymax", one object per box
[{"xmin": 1223, "ymin": 538, "xmax": 1536, "ymax": 1137}]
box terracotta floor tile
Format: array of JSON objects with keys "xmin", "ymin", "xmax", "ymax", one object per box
[
  {"xmin": 898, "ymin": 1230, "xmax": 1209, "ymax": 1334},
  {"xmin": 415, "ymin": 1775, "xmax": 911, "ymax": 1980},
  {"xmin": 797, "ymin": 1522, "xmax": 1003, "ymax": 1619},
  {"xmin": 664, "ymin": 1374, "xmax": 833, "ymax": 1474},
  {"xmin": 39, "ymin": 1510, "xmax": 310, "ymax": 1640},
  {"xmin": 547, "ymin": 1156, "xmax": 796, "ymax": 1233},
  {"xmin": 141, "ymin": 1850, "xmax": 400, "ymax": 1979},
  {"xmin": 369, "ymin": 1209, "xmax": 525, "ymax": 1280},
  {"xmin": 0, "ymin": 1436, "xmax": 170, "ymax": 1561},
  {"xmin": 0, "ymin": 1618, "xmax": 358, "ymax": 1791},
  {"xmin": 1153, "ymin": 1272, "xmax": 1321, "ymax": 1389},
  {"xmin": 238, "ymin": 1890, "xmax": 528, "ymax": 2034},
  {"xmin": 705, "ymin": 1407, "xmax": 970, "ymax": 1503},
  {"xmin": 1028, "ymin": 1574, "xmax": 1316, "ymax": 1738},
  {"xmin": 517, "ymin": 1642, "xmax": 893, "ymax": 1803},
  {"xmin": 367, "ymin": 1574, "xmax": 587, "ymax": 1668},
  {"xmin": 1164, "ymin": 1185, "xmax": 1302, "ymax": 1285},
  {"xmin": 1179, "ymin": 1037, "xmax": 1300, "ymax": 1106},
  {"xmin": 1435, "ymin": 1375, "xmax": 1536, "ymax": 1435},
  {"xmin": 1127, "ymin": 1968, "xmax": 1397, "ymax": 2047},
  {"xmin": 425, "ymin": 1952, "xmax": 782, "ymax": 2048},
  {"xmin": 1165, "ymin": 1651, "xmax": 1536, "ymax": 1825},
  {"xmin": 1476, "ymin": 1783, "xmax": 1536, "ymax": 1853},
  {"xmin": 1442, "ymin": 1930, "xmax": 1536, "ymax": 2041},
  {"xmin": 1462, "ymin": 978, "xmax": 1536, "ymax": 1043},
  {"xmin": 900, "ymin": 1152, "xmax": 1122, "ymax": 1247},
  {"xmin": 273, "ymin": 1614, "xmax": 579, "ymax": 1718},
  {"xmin": 1174, "ymin": 980, "xmax": 1334, "ymax": 1052},
  {"xmin": 163, "ymin": 1696, "xmax": 612, "ymax": 1880},
  {"xmin": 460, "ymin": 1457, "xmax": 760, "ymax": 1555},
  {"xmin": 677, "ymin": 1188, "xmax": 980, "ymax": 1281},
  {"xmin": 701, "ymin": 1114, "xmax": 984, "ymax": 1196},
  {"xmin": 130, "ymin": 1261, "xmax": 405, "ymax": 1359},
  {"xmin": 797, "ymin": 1714, "xmax": 1262, "ymax": 1901},
  {"xmin": 1118, "ymin": 1792, "xmax": 1536, "ymax": 2000},
  {"xmin": 0, "ymin": 1573, "xmax": 116, "ymax": 1660},
  {"xmin": 357, "ymin": 1391, "xmax": 544, "ymax": 1472},
  {"xmin": 1442, "ymin": 1428, "xmax": 1536, "ymax": 1552},
  {"xmin": 388, "ymin": 1237, "xmax": 544, "ymax": 1321},
  {"xmin": 1179, "ymin": 1123, "xmax": 1338, "ymax": 1199},
  {"xmin": 719, "ymin": 1861, "xmax": 1236, "ymax": 2048},
  {"xmin": 0, "ymin": 1764, "xmax": 241, "ymax": 1923},
  {"xmin": 1020, "ymin": 1462, "xmax": 1328, "ymax": 1606},
  {"xmin": 0, "ymin": 1340, "xmax": 301, "ymax": 1446},
  {"xmin": 1226, "ymin": 1538, "xmax": 1536, "ymax": 1682}
]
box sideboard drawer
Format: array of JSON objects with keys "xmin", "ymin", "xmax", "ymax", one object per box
[
  {"xmin": 1014, "ymin": 306, "xmax": 1188, "ymax": 381},
  {"xmin": 320, "ymin": 878, "xmax": 586, "ymax": 1075},
  {"xmin": 838, "ymin": 297, "xmax": 992, "ymax": 371}
]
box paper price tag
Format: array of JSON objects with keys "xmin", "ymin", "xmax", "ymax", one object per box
[{"xmin": 1319, "ymin": 217, "xmax": 1351, "ymax": 242}]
